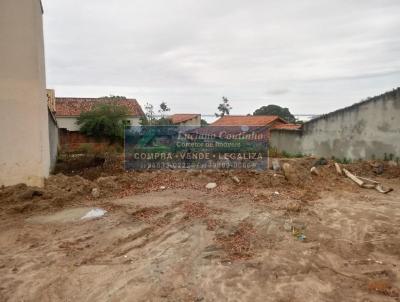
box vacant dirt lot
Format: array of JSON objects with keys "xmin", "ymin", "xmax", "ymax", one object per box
[{"xmin": 0, "ymin": 159, "xmax": 399, "ymax": 301}]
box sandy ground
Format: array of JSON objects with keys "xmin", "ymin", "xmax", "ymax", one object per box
[{"xmin": 0, "ymin": 161, "xmax": 400, "ymax": 301}]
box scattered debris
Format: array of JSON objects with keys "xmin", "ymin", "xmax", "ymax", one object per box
[
  {"xmin": 1, "ymin": 157, "xmax": 400, "ymax": 301},
  {"xmin": 314, "ymin": 157, "xmax": 328, "ymax": 166},
  {"xmin": 272, "ymin": 159, "xmax": 281, "ymax": 171},
  {"xmin": 231, "ymin": 176, "xmax": 240, "ymax": 184},
  {"xmin": 206, "ymin": 183, "xmax": 217, "ymax": 189},
  {"xmin": 334, "ymin": 163, "xmax": 343, "ymax": 175},
  {"xmin": 310, "ymin": 166, "xmax": 319, "ymax": 176},
  {"xmin": 371, "ymin": 162, "xmax": 384, "ymax": 175},
  {"xmin": 91, "ymin": 188, "xmax": 100, "ymax": 198},
  {"xmin": 282, "ymin": 163, "xmax": 296, "ymax": 183},
  {"xmin": 297, "ymin": 234, "xmax": 307, "ymax": 241},
  {"xmin": 342, "ymin": 168, "xmax": 393, "ymax": 194},
  {"xmin": 284, "ymin": 217, "xmax": 308, "ymax": 241},
  {"xmin": 81, "ymin": 208, "xmax": 107, "ymax": 220}
]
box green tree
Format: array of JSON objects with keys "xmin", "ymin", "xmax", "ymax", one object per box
[
  {"xmin": 253, "ymin": 104, "xmax": 296, "ymax": 123},
  {"xmin": 77, "ymin": 103, "xmax": 129, "ymax": 141},
  {"xmin": 200, "ymin": 119, "xmax": 209, "ymax": 127},
  {"xmin": 140, "ymin": 103, "xmax": 155, "ymax": 125},
  {"xmin": 140, "ymin": 102, "xmax": 173, "ymax": 126},
  {"xmin": 215, "ymin": 97, "xmax": 232, "ymax": 117},
  {"xmin": 158, "ymin": 102, "xmax": 170, "ymax": 118}
]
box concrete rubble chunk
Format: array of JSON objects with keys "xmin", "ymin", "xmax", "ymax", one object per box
[
  {"xmin": 231, "ymin": 176, "xmax": 240, "ymax": 184},
  {"xmin": 282, "ymin": 163, "xmax": 295, "ymax": 182},
  {"xmin": 272, "ymin": 159, "xmax": 281, "ymax": 171},
  {"xmin": 206, "ymin": 183, "xmax": 217, "ymax": 189},
  {"xmin": 310, "ymin": 167, "xmax": 319, "ymax": 176},
  {"xmin": 91, "ymin": 188, "xmax": 100, "ymax": 198}
]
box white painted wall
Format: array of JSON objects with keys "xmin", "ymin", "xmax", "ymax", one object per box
[
  {"xmin": 127, "ymin": 117, "xmax": 141, "ymax": 126},
  {"xmin": 0, "ymin": 0, "xmax": 50, "ymax": 187},
  {"xmin": 57, "ymin": 116, "xmax": 142, "ymax": 131},
  {"xmin": 57, "ymin": 117, "xmax": 80, "ymax": 131}
]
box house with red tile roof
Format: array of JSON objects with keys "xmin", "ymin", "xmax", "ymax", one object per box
[
  {"xmin": 55, "ymin": 97, "xmax": 144, "ymax": 131},
  {"xmin": 209, "ymin": 115, "xmax": 301, "ymax": 139},
  {"xmin": 169, "ymin": 114, "xmax": 201, "ymax": 128},
  {"xmin": 212, "ymin": 115, "xmax": 300, "ymax": 130}
]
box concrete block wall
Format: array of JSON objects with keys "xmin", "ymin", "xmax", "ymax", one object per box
[{"xmin": 270, "ymin": 88, "xmax": 400, "ymax": 160}]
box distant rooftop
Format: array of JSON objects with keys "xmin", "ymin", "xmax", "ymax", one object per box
[
  {"xmin": 271, "ymin": 123, "xmax": 302, "ymax": 130},
  {"xmin": 169, "ymin": 114, "xmax": 200, "ymax": 124},
  {"xmin": 55, "ymin": 97, "xmax": 144, "ymax": 117},
  {"xmin": 212, "ymin": 115, "xmax": 287, "ymax": 126}
]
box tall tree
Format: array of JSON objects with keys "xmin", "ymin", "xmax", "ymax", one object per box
[
  {"xmin": 140, "ymin": 103, "xmax": 155, "ymax": 125},
  {"xmin": 77, "ymin": 103, "xmax": 129, "ymax": 141},
  {"xmin": 253, "ymin": 104, "xmax": 296, "ymax": 123},
  {"xmin": 215, "ymin": 97, "xmax": 232, "ymax": 117},
  {"xmin": 140, "ymin": 102, "xmax": 173, "ymax": 126},
  {"xmin": 158, "ymin": 102, "xmax": 171, "ymax": 118}
]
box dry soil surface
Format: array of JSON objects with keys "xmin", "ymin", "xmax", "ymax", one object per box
[{"xmin": 0, "ymin": 161, "xmax": 400, "ymax": 301}]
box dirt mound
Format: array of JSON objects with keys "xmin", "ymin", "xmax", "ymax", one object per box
[
  {"xmin": 1, "ymin": 157, "xmax": 396, "ymax": 215},
  {"xmin": 0, "ymin": 174, "xmax": 95, "ymax": 213},
  {"xmin": 54, "ymin": 154, "xmax": 124, "ymax": 180}
]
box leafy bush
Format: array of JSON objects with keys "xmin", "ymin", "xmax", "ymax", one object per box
[{"xmin": 77, "ymin": 103, "xmax": 129, "ymax": 141}]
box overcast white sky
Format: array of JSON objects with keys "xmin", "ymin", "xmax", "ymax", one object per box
[{"xmin": 42, "ymin": 0, "xmax": 400, "ymax": 116}]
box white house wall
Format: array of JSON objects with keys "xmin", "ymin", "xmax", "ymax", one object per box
[
  {"xmin": 0, "ymin": 0, "xmax": 50, "ymax": 187},
  {"xmin": 57, "ymin": 116, "xmax": 142, "ymax": 131}
]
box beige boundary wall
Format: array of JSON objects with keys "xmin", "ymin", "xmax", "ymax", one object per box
[
  {"xmin": 0, "ymin": 0, "xmax": 50, "ymax": 187},
  {"xmin": 270, "ymin": 88, "xmax": 400, "ymax": 160}
]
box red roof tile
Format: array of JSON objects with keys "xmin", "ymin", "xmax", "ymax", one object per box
[
  {"xmin": 55, "ymin": 97, "xmax": 144, "ymax": 117},
  {"xmin": 212, "ymin": 115, "xmax": 286, "ymax": 126},
  {"xmin": 169, "ymin": 114, "xmax": 200, "ymax": 124}
]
